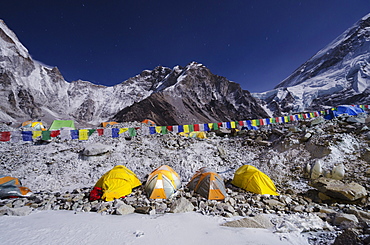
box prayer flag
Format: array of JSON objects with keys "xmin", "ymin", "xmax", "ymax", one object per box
[
  {"xmin": 149, "ymin": 127, "xmax": 156, "ymax": 134},
  {"xmin": 172, "ymin": 125, "xmax": 179, "ymax": 133},
  {"xmin": 22, "ymin": 131, "xmax": 33, "ymax": 141},
  {"xmin": 155, "ymin": 126, "xmax": 162, "ymax": 134},
  {"xmin": 161, "ymin": 126, "xmax": 168, "ymax": 135},
  {"xmin": 42, "ymin": 131, "xmax": 51, "ymax": 141},
  {"xmin": 97, "ymin": 128, "xmax": 104, "ymax": 136},
  {"xmin": 71, "ymin": 130, "xmax": 79, "ymax": 140},
  {"xmin": 112, "ymin": 128, "xmax": 119, "ymax": 138},
  {"xmin": 50, "ymin": 130, "xmax": 60, "ymax": 137},
  {"xmin": 0, "ymin": 131, "xmax": 10, "ymax": 142},
  {"xmin": 79, "ymin": 129, "xmax": 89, "ymax": 140},
  {"xmin": 32, "ymin": 131, "xmax": 42, "ymax": 139},
  {"xmin": 129, "ymin": 128, "xmax": 137, "ymax": 137}
]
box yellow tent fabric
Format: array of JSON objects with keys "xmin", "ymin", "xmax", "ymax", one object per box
[
  {"xmin": 187, "ymin": 167, "xmax": 226, "ymax": 200},
  {"xmin": 179, "ymin": 131, "xmax": 207, "ymax": 139},
  {"xmin": 231, "ymin": 165, "xmax": 279, "ymax": 196},
  {"xmin": 94, "ymin": 165, "xmax": 141, "ymax": 201},
  {"xmin": 145, "ymin": 165, "xmax": 181, "ymax": 199}
]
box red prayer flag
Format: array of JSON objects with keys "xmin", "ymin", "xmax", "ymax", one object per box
[
  {"xmin": 97, "ymin": 128, "xmax": 104, "ymax": 136},
  {"xmin": 166, "ymin": 126, "xmax": 173, "ymax": 131},
  {"xmin": 0, "ymin": 131, "xmax": 11, "ymax": 142},
  {"xmin": 193, "ymin": 124, "xmax": 200, "ymax": 131},
  {"xmin": 50, "ymin": 130, "xmax": 60, "ymax": 137}
]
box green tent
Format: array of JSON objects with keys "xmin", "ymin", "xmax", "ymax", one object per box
[{"xmin": 49, "ymin": 120, "xmax": 76, "ymax": 131}]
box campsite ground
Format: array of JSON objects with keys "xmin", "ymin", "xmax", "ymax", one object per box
[{"xmin": 1, "ymin": 210, "xmax": 308, "ymax": 245}]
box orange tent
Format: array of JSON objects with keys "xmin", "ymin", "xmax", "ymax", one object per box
[
  {"xmin": 187, "ymin": 167, "xmax": 226, "ymax": 200},
  {"xmin": 101, "ymin": 122, "xmax": 118, "ymax": 127},
  {"xmin": 145, "ymin": 165, "xmax": 181, "ymax": 199},
  {"xmin": 142, "ymin": 119, "xmax": 156, "ymax": 126}
]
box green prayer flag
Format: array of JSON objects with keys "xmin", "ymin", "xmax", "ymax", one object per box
[
  {"xmin": 161, "ymin": 126, "xmax": 168, "ymax": 134},
  {"xmin": 42, "ymin": 131, "xmax": 51, "ymax": 141},
  {"xmin": 88, "ymin": 129, "xmax": 96, "ymax": 136},
  {"xmin": 129, "ymin": 128, "xmax": 137, "ymax": 137}
]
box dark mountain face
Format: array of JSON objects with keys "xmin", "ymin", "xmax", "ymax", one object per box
[{"xmin": 113, "ymin": 63, "xmax": 269, "ymax": 125}]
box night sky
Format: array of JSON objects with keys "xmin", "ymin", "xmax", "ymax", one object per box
[{"xmin": 1, "ymin": 1, "xmax": 369, "ymax": 92}]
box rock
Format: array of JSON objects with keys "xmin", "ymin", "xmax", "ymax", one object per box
[
  {"xmin": 0, "ymin": 206, "xmax": 9, "ymax": 215},
  {"xmin": 331, "ymin": 163, "xmax": 345, "ymax": 180},
  {"xmin": 334, "ymin": 213, "xmax": 359, "ymax": 228},
  {"xmin": 7, "ymin": 206, "xmax": 32, "ymax": 216},
  {"xmin": 347, "ymin": 208, "xmax": 370, "ymax": 223},
  {"xmin": 333, "ymin": 229, "xmax": 361, "ymax": 245},
  {"xmin": 81, "ymin": 143, "xmax": 111, "ymax": 156},
  {"xmin": 170, "ymin": 197, "xmax": 194, "ymax": 213},
  {"xmin": 310, "ymin": 160, "xmax": 323, "ymax": 179},
  {"xmin": 264, "ymin": 199, "xmax": 285, "ymax": 208},
  {"xmin": 115, "ymin": 203, "xmax": 135, "ymax": 215},
  {"xmin": 134, "ymin": 206, "xmax": 151, "ymax": 214},
  {"xmin": 310, "ymin": 117, "xmax": 325, "ymax": 126},
  {"xmin": 301, "ymin": 133, "xmax": 312, "ymax": 142},
  {"xmin": 361, "ymin": 148, "xmax": 370, "ymax": 163},
  {"xmin": 346, "ymin": 117, "xmax": 366, "ymax": 124},
  {"xmin": 311, "ymin": 177, "xmax": 367, "ymax": 202},
  {"xmin": 221, "ymin": 214, "xmax": 273, "ymax": 229}
]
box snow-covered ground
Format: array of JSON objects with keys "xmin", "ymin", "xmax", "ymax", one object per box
[{"xmin": 0, "ymin": 210, "xmax": 308, "ymax": 245}]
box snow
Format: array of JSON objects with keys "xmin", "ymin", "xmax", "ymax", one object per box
[{"xmin": 0, "ymin": 210, "xmax": 308, "ymax": 245}]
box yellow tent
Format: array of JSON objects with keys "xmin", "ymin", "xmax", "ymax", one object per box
[
  {"xmin": 93, "ymin": 165, "xmax": 141, "ymax": 201},
  {"xmin": 145, "ymin": 165, "xmax": 181, "ymax": 199},
  {"xmin": 231, "ymin": 165, "xmax": 278, "ymax": 196},
  {"xmin": 178, "ymin": 131, "xmax": 207, "ymax": 139},
  {"xmin": 187, "ymin": 167, "xmax": 226, "ymax": 200}
]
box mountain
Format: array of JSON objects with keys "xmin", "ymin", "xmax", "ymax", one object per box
[
  {"xmin": 253, "ymin": 13, "xmax": 370, "ymax": 115},
  {"xmin": 0, "ymin": 20, "xmax": 268, "ymax": 127},
  {"xmin": 113, "ymin": 62, "xmax": 269, "ymax": 125}
]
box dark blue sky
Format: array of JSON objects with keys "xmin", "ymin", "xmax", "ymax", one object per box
[{"xmin": 1, "ymin": 1, "xmax": 369, "ymax": 92}]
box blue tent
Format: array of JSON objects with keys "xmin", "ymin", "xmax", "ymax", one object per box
[{"xmin": 324, "ymin": 105, "xmax": 365, "ymax": 120}]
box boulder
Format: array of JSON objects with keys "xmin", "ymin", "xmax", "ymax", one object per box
[
  {"xmin": 221, "ymin": 214, "xmax": 273, "ymax": 229},
  {"xmin": 81, "ymin": 143, "xmax": 111, "ymax": 156},
  {"xmin": 7, "ymin": 206, "xmax": 32, "ymax": 216},
  {"xmin": 334, "ymin": 213, "xmax": 359, "ymax": 228},
  {"xmin": 115, "ymin": 203, "xmax": 135, "ymax": 215},
  {"xmin": 311, "ymin": 177, "xmax": 367, "ymax": 202},
  {"xmin": 333, "ymin": 229, "xmax": 361, "ymax": 245},
  {"xmin": 170, "ymin": 197, "xmax": 194, "ymax": 213}
]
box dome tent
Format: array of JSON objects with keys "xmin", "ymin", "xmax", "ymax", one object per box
[
  {"xmin": 90, "ymin": 165, "xmax": 141, "ymax": 201},
  {"xmin": 0, "ymin": 175, "xmax": 32, "ymax": 198},
  {"xmin": 187, "ymin": 167, "xmax": 226, "ymax": 200},
  {"xmin": 231, "ymin": 165, "xmax": 278, "ymax": 196},
  {"xmin": 21, "ymin": 121, "xmax": 46, "ymax": 131},
  {"xmin": 145, "ymin": 165, "xmax": 181, "ymax": 199}
]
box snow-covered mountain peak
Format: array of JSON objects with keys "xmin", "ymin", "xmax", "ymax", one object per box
[
  {"xmin": 253, "ymin": 13, "xmax": 370, "ymax": 115},
  {"xmin": 0, "ymin": 19, "xmax": 30, "ymax": 59}
]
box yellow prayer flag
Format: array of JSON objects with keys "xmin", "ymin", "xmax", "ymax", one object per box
[
  {"xmin": 208, "ymin": 123, "xmax": 213, "ymax": 130},
  {"xmin": 251, "ymin": 120, "xmax": 257, "ymax": 127},
  {"xmin": 79, "ymin": 129, "xmax": 89, "ymax": 140},
  {"xmin": 32, "ymin": 131, "xmax": 42, "ymax": 139},
  {"xmin": 183, "ymin": 125, "xmax": 190, "ymax": 133},
  {"xmin": 119, "ymin": 128, "xmax": 128, "ymax": 134},
  {"xmin": 155, "ymin": 126, "xmax": 162, "ymax": 133},
  {"xmin": 230, "ymin": 121, "xmax": 236, "ymax": 128}
]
